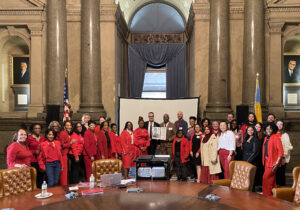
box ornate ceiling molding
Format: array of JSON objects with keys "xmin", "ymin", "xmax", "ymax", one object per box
[{"xmin": 131, "ymin": 32, "xmax": 184, "ymax": 44}]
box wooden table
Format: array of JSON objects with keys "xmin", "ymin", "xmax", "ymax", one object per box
[{"xmin": 0, "ymin": 180, "xmax": 298, "ymax": 210}]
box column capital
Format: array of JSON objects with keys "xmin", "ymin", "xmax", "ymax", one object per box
[
  {"xmin": 268, "ymin": 22, "xmax": 285, "ymax": 34},
  {"xmin": 27, "ymin": 23, "xmax": 44, "ymax": 36}
]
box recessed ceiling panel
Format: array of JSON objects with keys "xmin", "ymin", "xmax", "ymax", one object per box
[{"xmin": 130, "ymin": 3, "xmax": 185, "ymax": 32}]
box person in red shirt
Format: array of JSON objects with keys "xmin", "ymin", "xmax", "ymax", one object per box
[
  {"xmin": 172, "ymin": 129, "xmax": 190, "ymax": 181},
  {"xmin": 58, "ymin": 120, "xmax": 73, "ymax": 185},
  {"xmin": 26, "ymin": 123, "xmax": 46, "ymax": 188},
  {"xmin": 121, "ymin": 121, "xmax": 135, "ymax": 179},
  {"xmin": 38, "ymin": 129, "xmax": 63, "ymax": 187},
  {"xmin": 241, "ymin": 112, "xmax": 257, "ymax": 136},
  {"xmin": 134, "ymin": 118, "xmax": 150, "ymax": 157},
  {"xmin": 97, "ymin": 121, "xmax": 115, "ymax": 159},
  {"xmin": 110, "ymin": 123, "xmax": 122, "ymax": 159},
  {"xmin": 48, "ymin": 121, "xmax": 62, "ymax": 136},
  {"xmin": 83, "ymin": 120, "xmax": 99, "ymax": 181},
  {"xmin": 95, "ymin": 116, "xmax": 106, "ymax": 135},
  {"xmin": 211, "ymin": 121, "xmax": 220, "ymax": 136},
  {"xmin": 69, "ymin": 122, "xmax": 85, "ymax": 184},
  {"xmin": 7, "ymin": 129, "xmax": 32, "ymax": 169},
  {"xmin": 262, "ymin": 122, "xmax": 284, "ymax": 196}
]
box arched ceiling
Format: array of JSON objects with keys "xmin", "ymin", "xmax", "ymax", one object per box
[{"xmin": 115, "ymin": 0, "xmax": 194, "ymax": 24}]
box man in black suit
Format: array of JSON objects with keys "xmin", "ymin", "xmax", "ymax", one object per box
[
  {"xmin": 284, "ymin": 59, "xmax": 297, "ymax": 83},
  {"xmin": 14, "ymin": 62, "xmax": 30, "ymax": 84},
  {"xmin": 144, "ymin": 112, "xmax": 160, "ymax": 155}
]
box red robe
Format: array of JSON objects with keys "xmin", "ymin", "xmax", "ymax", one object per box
[
  {"xmin": 96, "ymin": 130, "xmax": 107, "ymax": 158},
  {"xmin": 133, "ymin": 128, "xmax": 150, "ymax": 156},
  {"xmin": 110, "ymin": 132, "xmax": 122, "ymax": 154},
  {"xmin": 172, "ymin": 137, "xmax": 190, "ymax": 163},
  {"xmin": 7, "ymin": 142, "xmax": 32, "ymax": 168},
  {"xmin": 58, "ymin": 131, "xmax": 71, "ymax": 186},
  {"xmin": 83, "ymin": 129, "xmax": 98, "ymax": 159},
  {"xmin": 70, "ymin": 132, "xmax": 84, "ymax": 159},
  {"xmin": 26, "ymin": 135, "xmax": 46, "ymax": 163},
  {"xmin": 120, "ymin": 130, "xmax": 135, "ymax": 169}
]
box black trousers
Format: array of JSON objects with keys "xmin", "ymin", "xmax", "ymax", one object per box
[
  {"xmin": 174, "ymin": 152, "xmax": 188, "ymax": 180},
  {"xmin": 276, "ymin": 163, "xmax": 286, "ymax": 186},
  {"xmin": 147, "ymin": 139, "xmax": 159, "ymax": 155},
  {"xmin": 31, "ymin": 162, "xmax": 44, "ymax": 188},
  {"xmin": 68, "ymin": 154, "xmax": 85, "ymax": 184}
]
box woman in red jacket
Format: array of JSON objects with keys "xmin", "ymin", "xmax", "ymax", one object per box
[
  {"xmin": 83, "ymin": 120, "xmax": 98, "ymax": 181},
  {"xmin": 97, "ymin": 121, "xmax": 116, "ymax": 159},
  {"xmin": 58, "ymin": 120, "xmax": 73, "ymax": 185},
  {"xmin": 134, "ymin": 119, "xmax": 150, "ymax": 157},
  {"xmin": 26, "ymin": 123, "xmax": 46, "ymax": 188},
  {"xmin": 189, "ymin": 124, "xmax": 203, "ymax": 183},
  {"xmin": 69, "ymin": 122, "xmax": 85, "ymax": 184},
  {"xmin": 173, "ymin": 129, "xmax": 190, "ymax": 181},
  {"xmin": 121, "ymin": 121, "xmax": 135, "ymax": 179},
  {"xmin": 7, "ymin": 129, "xmax": 32, "ymax": 169},
  {"xmin": 262, "ymin": 122, "xmax": 284, "ymax": 196},
  {"xmin": 110, "ymin": 123, "xmax": 122, "ymax": 159},
  {"xmin": 38, "ymin": 129, "xmax": 63, "ymax": 187}
]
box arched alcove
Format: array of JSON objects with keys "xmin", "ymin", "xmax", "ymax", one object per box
[
  {"xmin": 130, "ymin": 3, "xmax": 185, "ymax": 32},
  {"xmin": 0, "ymin": 35, "xmax": 29, "ymax": 112}
]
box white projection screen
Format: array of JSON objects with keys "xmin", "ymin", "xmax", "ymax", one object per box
[{"xmin": 118, "ymin": 98, "xmax": 199, "ymax": 132}]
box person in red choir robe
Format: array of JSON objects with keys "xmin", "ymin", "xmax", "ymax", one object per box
[
  {"xmin": 95, "ymin": 116, "xmax": 106, "ymax": 135},
  {"xmin": 262, "ymin": 123, "xmax": 284, "ymax": 196},
  {"xmin": 69, "ymin": 122, "xmax": 85, "ymax": 184},
  {"xmin": 110, "ymin": 123, "xmax": 122, "ymax": 159},
  {"xmin": 121, "ymin": 121, "xmax": 135, "ymax": 179},
  {"xmin": 38, "ymin": 129, "xmax": 63, "ymax": 187},
  {"xmin": 172, "ymin": 130, "xmax": 190, "ymax": 181},
  {"xmin": 211, "ymin": 121, "xmax": 220, "ymax": 137},
  {"xmin": 58, "ymin": 120, "xmax": 73, "ymax": 185},
  {"xmin": 201, "ymin": 118, "xmax": 210, "ymax": 132},
  {"xmin": 189, "ymin": 124, "xmax": 203, "ymax": 183},
  {"xmin": 7, "ymin": 129, "xmax": 32, "ymax": 169},
  {"xmin": 241, "ymin": 112, "xmax": 257, "ymax": 136},
  {"xmin": 26, "ymin": 123, "xmax": 46, "ymax": 188},
  {"xmin": 97, "ymin": 121, "xmax": 116, "ymax": 159},
  {"xmin": 134, "ymin": 118, "xmax": 150, "ymax": 157},
  {"xmin": 83, "ymin": 120, "xmax": 99, "ymax": 181},
  {"xmin": 48, "ymin": 121, "xmax": 62, "ymax": 139}
]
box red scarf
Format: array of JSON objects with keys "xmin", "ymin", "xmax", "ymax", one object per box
[{"xmin": 202, "ymin": 126, "xmax": 213, "ymax": 143}]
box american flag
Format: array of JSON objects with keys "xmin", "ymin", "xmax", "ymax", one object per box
[{"xmin": 63, "ymin": 70, "xmax": 70, "ymax": 122}]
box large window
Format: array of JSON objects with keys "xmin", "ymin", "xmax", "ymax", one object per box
[{"xmin": 141, "ymin": 65, "xmax": 166, "ymax": 98}]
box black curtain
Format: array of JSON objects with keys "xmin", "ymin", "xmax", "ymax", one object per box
[{"xmin": 128, "ymin": 43, "xmax": 186, "ymax": 98}]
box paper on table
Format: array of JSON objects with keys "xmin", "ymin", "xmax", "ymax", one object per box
[{"xmin": 121, "ymin": 178, "xmax": 136, "ymax": 185}]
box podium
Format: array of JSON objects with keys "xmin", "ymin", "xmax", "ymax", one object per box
[{"xmin": 134, "ymin": 155, "xmax": 170, "ymax": 180}]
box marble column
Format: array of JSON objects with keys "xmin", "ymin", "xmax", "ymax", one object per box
[
  {"xmin": 27, "ymin": 24, "xmax": 44, "ymax": 118},
  {"xmin": 268, "ymin": 22, "xmax": 285, "ymax": 118},
  {"xmin": 46, "ymin": 0, "xmax": 67, "ymax": 106},
  {"xmin": 205, "ymin": 0, "xmax": 232, "ymax": 119},
  {"xmin": 242, "ymin": 0, "xmax": 265, "ymax": 109},
  {"xmin": 78, "ymin": 0, "xmax": 105, "ymax": 116}
]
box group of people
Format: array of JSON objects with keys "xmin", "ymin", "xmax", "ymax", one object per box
[{"xmin": 6, "ymin": 111, "xmax": 293, "ymax": 197}]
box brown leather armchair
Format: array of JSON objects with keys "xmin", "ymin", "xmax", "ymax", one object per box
[
  {"xmin": 272, "ymin": 166, "xmax": 300, "ymax": 203},
  {"xmin": 0, "ymin": 167, "xmax": 37, "ymax": 197},
  {"xmin": 212, "ymin": 161, "xmax": 257, "ymax": 191},
  {"xmin": 92, "ymin": 159, "xmax": 123, "ymax": 182}
]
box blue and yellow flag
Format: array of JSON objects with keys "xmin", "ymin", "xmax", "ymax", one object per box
[{"xmin": 253, "ymin": 77, "xmax": 262, "ymax": 123}]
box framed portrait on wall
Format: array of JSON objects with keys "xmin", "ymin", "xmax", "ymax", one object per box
[
  {"xmin": 283, "ymin": 54, "xmax": 300, "ymax": 110},
  {"xmin": 10, "ymin": 55, "xmax": 30, "ymax": 85},
  {"xmin": 283, "ymin": 54, "xmax": 300, "ymax": 84}
]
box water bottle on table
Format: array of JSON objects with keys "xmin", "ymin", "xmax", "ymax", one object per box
[
  {"xmin": 89, "ymin": 174, "xmax": 95, "ymax": 188},
  {"xmin": 41, "ymin": 181, "xmax": 47, "ymax": 196}
]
